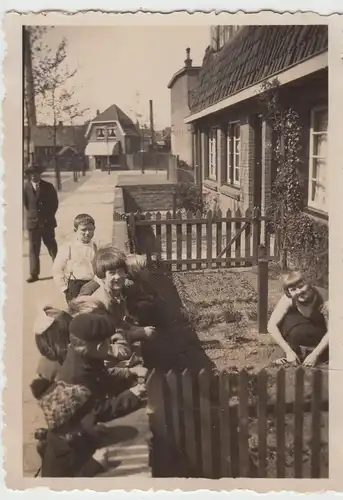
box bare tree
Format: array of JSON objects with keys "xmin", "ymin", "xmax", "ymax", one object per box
[{"xmin": 27, "ymin": 28, "xmax": 85, "ymax": 190}]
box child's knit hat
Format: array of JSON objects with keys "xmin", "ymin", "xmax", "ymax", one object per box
[
  {"xmin": 69, "ymin": 312, "xmax": 114, "ymax": 342},
  {"xmin": 37, "ymin": 380, "xmax": 92, "ymax": 430}
]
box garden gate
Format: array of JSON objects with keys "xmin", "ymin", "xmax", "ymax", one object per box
[{"xmin": 127, "ymin": 207, "xmax": 279, "ymax": 271}]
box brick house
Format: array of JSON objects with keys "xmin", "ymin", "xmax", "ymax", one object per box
[
  {"xmin": 168, "ymin": 48, "xmax": 201, "ymax": 166},
  {"xmin": 25, "ymin": 123, "xmax": 88, "ymax": 170},
  {"xmin": 84, "ymin": 104, "xmax": 140, "ymax": 170},
  {"xmin": 184, "ymin": 25, "xmax": 328, "ymax": 221}
]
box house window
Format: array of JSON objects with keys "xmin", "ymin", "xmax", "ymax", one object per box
[
  {"xmin": 208, "ymin": 128, "xmax": 217, "ymax": 180},
  {"xmin": 227, "ymin": 122, "xmax": 240, "ymax": 186},
  {"xmin": 308, "ymin": 107, "xmax": 328, "ymax": 212},
  {"xmin": 96, "ymin": 127, "xmax": 105, "ymax": 139},
  {"xmin": 107, "ymin": 127, "xmax": 117, "ymax": 139}
]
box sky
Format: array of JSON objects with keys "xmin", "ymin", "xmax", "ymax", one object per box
[{"xmin": 33, "ymin": 25, "xmax": 210, "ymax": 130}]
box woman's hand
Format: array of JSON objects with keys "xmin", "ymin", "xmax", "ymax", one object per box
[
  {"xmin": 303, "ymin": 351, "xmax": 318, "ymax": 367},
  {"xmin": 143, "ymin": 326, "xmax": 156, "ymax": 339},
  {"xmin": 285, "ymin": 350, "xmax": 300, "ymax": 364},
  {"xmin": 130, "ymin": 383, "xmax": 146, "ymax": 398}
]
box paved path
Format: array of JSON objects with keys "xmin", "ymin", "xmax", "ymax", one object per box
[{"xmin": 22, "ymin": 170, "xmax": 150, "ymax": 478}]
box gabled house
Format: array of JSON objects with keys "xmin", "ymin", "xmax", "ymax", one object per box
[
  {"xmin": 183, "ymin": 25, "xmax": 328, "ymax": 220},
  {"xmin": 84, "ymin": 105, "xmax": 140, "ymax": 170}
]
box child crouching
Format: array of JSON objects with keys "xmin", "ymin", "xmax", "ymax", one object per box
[
  {"xmin": 30, "ymin": 377, "xmax": 108, "ymax": 477},
  {"xmin": 68, "ymin": 295, "xmax": 140, "ymax": 386},
  {"xmin": 56, "ymin": 312, "xmax": 146, "ymax": 423}
]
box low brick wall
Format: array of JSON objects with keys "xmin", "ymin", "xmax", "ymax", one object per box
[
  {"xmin": 123, "ymin": 184, "xmax": 177, "ymax": 212},
  {"xmin": 126, "ymin": 152, "xmax": 171, "ymax": 171}
]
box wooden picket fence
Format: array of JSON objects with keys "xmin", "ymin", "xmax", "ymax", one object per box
[
  {"xmin": 147, "ymin": 367, "xmax": 328, "ymax": 478},
  {"xmin": 127, "ymin": 207, "xmax": 279, "ymax": 271}
]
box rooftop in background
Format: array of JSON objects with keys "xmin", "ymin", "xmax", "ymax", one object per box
[
  {"xmin": 86, "ymin": 104, "xmax": 140, "ymax": 137},
  {"xmin": 190, "ymin": 25, "xmax": 328, "ymax": 113},
  {"xmin": 27, "ymin": 124, "xmax": 88, "ymax": 148}
]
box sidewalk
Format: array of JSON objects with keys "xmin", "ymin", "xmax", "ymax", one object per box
[{"xmin": 23, "ymin": 170, "xmax": 150, "ymax": 477}]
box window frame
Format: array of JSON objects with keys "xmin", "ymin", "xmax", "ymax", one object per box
[
  {"xmin": 96, "ymin": 127, "xmax": 105, "ymax": 140},
  {"xmin": 308, "ymin": 106, "xmax": 328, "ymax": 212},
  {"xmin": 208, "ymin": 127, "xmax": 218, "ymax": 181},
  {"xmin": 226, "ymin": 121, "xmax": 241, "ymax": 187}
]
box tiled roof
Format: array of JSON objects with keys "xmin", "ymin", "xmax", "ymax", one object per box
[
  {"xmin": 91, "ymin": 104, "xmax": 139, "ymax": 136},
  {"xmin": 29, "ymin": 124, "xmax": 88, "ymax": 149},
  {"xmin": 190, "ymin": 25, "xmax": 328, "ymax": 113}
]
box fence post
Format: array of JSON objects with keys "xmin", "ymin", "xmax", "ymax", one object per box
[
  {"xmin": 257, "ymin": 244, "xmax": 268, "ymax": 334},
  {"xmin": 172, "ymin": 190, "xmax": 177, "ymax": 218},
  {"xmin": 127, "ymin": 213, "xmax": 136, "ymax": 254},
  {"xmin": 252, "ymin": 207, "xmax": 261, "ymax": 264}
]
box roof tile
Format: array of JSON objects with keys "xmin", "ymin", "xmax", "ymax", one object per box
[{"xmin": 190, "ymin": 25, "xmax": 328, "ymax": 113}]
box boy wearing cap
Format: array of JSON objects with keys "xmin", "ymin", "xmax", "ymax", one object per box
[
  {"xmin": 57, "ymin": 312, "xmax": 146, "ymax": 423},
  {"xmin": 23, "ymin": 164, "xmax": 59, "ymax": 283}
]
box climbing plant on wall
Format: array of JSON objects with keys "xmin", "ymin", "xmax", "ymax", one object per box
[{"xmin": 258, "ymin": 78, "xmax": 328, "ymax": 286}]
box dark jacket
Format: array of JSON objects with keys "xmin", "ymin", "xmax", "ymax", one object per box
[
  {"xmin": 23, "ymin": 179, "xmax": 58, "ymax": 230},
  {"xmin": 57, "ymin": 348, "xmax": 140, "ymax": 422}
]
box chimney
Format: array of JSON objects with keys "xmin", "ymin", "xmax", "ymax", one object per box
[
  {"xmin": 96, "ymin": 109, "xmax": 100, "ymax": 116},
  {"xmin": 185, "ymin": 47, "xmax": 192, "ymax": 68}
]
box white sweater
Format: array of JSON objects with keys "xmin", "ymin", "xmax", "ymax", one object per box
[{"xmin": 53, "ymin": 239, "xmax": 97, "ymax": 292}]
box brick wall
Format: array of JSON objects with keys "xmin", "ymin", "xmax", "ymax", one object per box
[
  {"xmin": 195, "ymin": 68, "xmax": 328, "ymax": 216},
  {"xmin": 123, "ymin": 184, "xmax": 177, "ymax": 212}
]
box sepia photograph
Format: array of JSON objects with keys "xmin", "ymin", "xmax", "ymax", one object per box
[{"xmin": 16, "ymin": 17, "xmax": 331, "ymax": 484}]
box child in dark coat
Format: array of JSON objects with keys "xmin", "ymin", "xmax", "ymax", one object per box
[
  {"xmin": 56, "ymin": 312, "xmax": 146, "ymax": 423},
  {"xmin": 31, "ymin": 377, "xmax": 108, "ymax": 477}
]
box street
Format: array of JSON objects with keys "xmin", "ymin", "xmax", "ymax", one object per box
[{"xmin": 22, "ymin": 170, "xmax": 151, "ymax": 477}]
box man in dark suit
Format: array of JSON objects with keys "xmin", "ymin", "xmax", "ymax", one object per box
[{"xmin": 23, "ymin": 165, "xmax": 59, "ymax": 283}]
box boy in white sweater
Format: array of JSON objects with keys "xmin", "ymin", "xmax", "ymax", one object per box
[{"xmin": 53, "ymin": 214, "xmax": 97, "ymax": 303}]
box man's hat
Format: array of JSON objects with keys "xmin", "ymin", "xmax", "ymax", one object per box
[
  {"xmin": 25, "ymin": 164, "xmax": 42, "ymax": 175},
  {"xmin": 69, "ymin": 312, "xmax": 114, "ymax": 342}
]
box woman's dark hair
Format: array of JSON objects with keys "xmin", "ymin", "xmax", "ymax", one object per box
[
  {"xmin": 35, "ymin": 310, "xmax": 72, "ymax": 364},
  {"xmin": 92, "ymin": 244, "xmax": 128, "ymax": 279}
]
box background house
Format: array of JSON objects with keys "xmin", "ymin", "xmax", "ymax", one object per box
[
  {"xmin": 25, "ymin": 123, "xmax": 88, "ymax": 171},
  {"xmin": 168, "ymin": 48, "xmax": 201, "ymax": 166},
  {"xmin": 84, "ymin": 104, "xmax": 141, "ymax": 170},
  {"xmin": 181, "ymin": 25, "xmax": 328, "ymax": 221}
]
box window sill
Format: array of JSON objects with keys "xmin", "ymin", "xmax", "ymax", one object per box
[
  {"xmin": 304, "ymin": 206, "xmax": 328, "ymax": 223},
  {"xmin": 220, "ymin": 184, "xmax": 240, "ymax": 201},
  {"xmin": 204, "ymin": 179, "xmax": 218, "ymax": 191}
]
